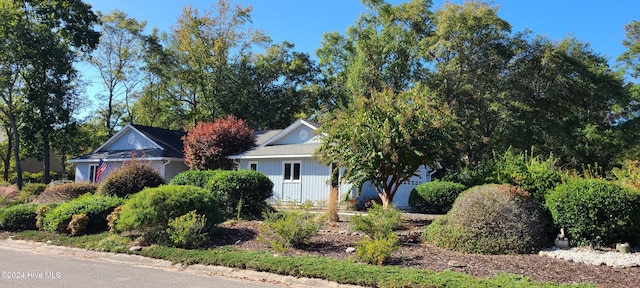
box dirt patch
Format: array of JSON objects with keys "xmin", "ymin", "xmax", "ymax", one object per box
[{"xmin": 211, "ymin": 218, "xmax": 640, "ymax": 288}]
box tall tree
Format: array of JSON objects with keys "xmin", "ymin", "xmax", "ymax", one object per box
[
  {"xmin": 315, "ymin": 86, "xmax": 458, "ymax": 208},
  {"xmin": 0, "ymin": 0, "xmax": 99, "ymax": 187},
  {"xmin": 89, "ymin": 10, "xmax": 147, "ymax": 137}
]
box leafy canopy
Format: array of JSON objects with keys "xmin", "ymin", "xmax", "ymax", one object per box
[{"xmin": 315, "ymin": 85, "xmax": 458, "ymax": 207}]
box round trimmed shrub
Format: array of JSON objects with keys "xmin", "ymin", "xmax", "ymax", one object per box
[
  {"xmin": 34, "ymin": 182, "xmax": 98, "ymax": 204},
  {"xmin": 409, "ymin": 181, "xmax": 466, "ymax": 213},
  {"xmin": 41, "ymin": 194, "xmax": 123, "ymax": 234},
  {"xmin": 0, "ymin": 203, "xmax": 38, "ymax": 231},
  {"xmin": 207, "ymin": 170, "xmax": 273, "ymax": 220},
  {"xmin": 424, "ymin": 184, "xmax": 553, "ymax": 255},
  {"xmin": 19, "ymin": 183, "xmax": 47, "ymax": 202},
  {"xmin": 545, "ymin": 178, "xmax": 640, "ymax": 247},
  {"xmin": 169, "ymin": 169, "xmax": 223, "ymax": 188},
  {"xmin": 98, "ymin": 162, "xmax": 165, "ymax": 198},
  {"xmin": 114, "ymin": 185, "xmax": 222, "ymax": 237}
]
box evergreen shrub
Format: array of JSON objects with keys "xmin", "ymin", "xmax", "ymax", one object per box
[
  {"xmin": 98, "ymin": 161, "xmax": 165, "ymax": 198},
  {"xmin": 35, "ymin": 182, "xmax": 97, "ymax": 204},
  {"xmin": 0, "ymin": 203, "xmax": 38, "ymax": 231},
  {"xmin": 408, "ymin": 181, "xmax": 466, "ymax": 213},
  {"xmin": 207, "ymin": 170, "xmax": 273, "ymax": 220},
  {"xmin": 545, "ymin": 178, "xmax": 640, "ymax": 246},
  {"xmin": 169, "ymin": 169, "xmax": 223, "ymax": 188},
  {"xmin": 41, "ymin": 194, "xmax": 123, "ymax": 234}
]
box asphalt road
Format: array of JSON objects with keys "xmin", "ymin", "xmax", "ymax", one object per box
[{"xmin": 0, "ymin": 240, "xmax": 288, "ymax": 288}]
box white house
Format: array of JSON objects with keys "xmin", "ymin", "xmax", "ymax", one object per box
[
  {"xmin": 229, "ymin": 119, "xmax": 433, "ymax": 209},
  {"xmin": 67, "ymin": 124, "xmax": 189, "ymax": 183}
]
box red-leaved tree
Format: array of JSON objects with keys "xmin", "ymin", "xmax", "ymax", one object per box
[{"xmin": 183, "ymin": 116, "xmax": 255, "ymax": 170}]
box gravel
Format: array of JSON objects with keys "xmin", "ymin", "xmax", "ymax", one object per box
[{"xmin": 540, "ymin": 246, "xmax": 640, "ymax": 268}]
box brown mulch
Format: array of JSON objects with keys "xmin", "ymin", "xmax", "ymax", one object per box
[{"xmin": 210, "ymin": 219, "xmax": 640, "ymax": 288}]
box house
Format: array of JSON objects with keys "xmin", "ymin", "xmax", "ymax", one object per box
[
  {"xmin": 229, "ymin": 119, "xmax": 433, "ymax": 209},
  {"xmin": 67, "ymin": 124, "xmax": 188, "ymax": 183}
]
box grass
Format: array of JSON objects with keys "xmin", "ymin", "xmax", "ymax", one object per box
[{"xmin": 11, "ymin": 230, "xmax": 594, "ymax": 288}]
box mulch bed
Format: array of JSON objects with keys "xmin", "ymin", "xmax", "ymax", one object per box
[{"xmin": 211, "ymin": 219, "xmax": 640, "ymax": 288}]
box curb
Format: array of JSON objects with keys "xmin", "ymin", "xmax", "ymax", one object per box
[{"xmin": 0, "ymin": 238, "xmax": 363, "ymax": 288}]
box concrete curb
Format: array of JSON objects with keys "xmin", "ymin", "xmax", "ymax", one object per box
[{"xmin": 0, "ymin": 238, "xmax": 363, "ymax": 288}]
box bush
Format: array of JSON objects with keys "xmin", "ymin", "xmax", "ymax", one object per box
[
  {"xmin": 114, "ymin": 185, "xmax": 221, "ymax": 242},
  {"xmin": 19, "ymin": 183, "xmax": 47, "ymax": 203},
  {"xmin": 169, "ymin": 170, "xmax": 223, "ymax": 188},
  {"xmin": 0, "ymin": 184, "xmax": 19, "ymax": 207},
  {"xmin": 166, "ymin": 210, "xmax": 208, "ymax": 249},
  {"xmin": 34, "ymin": 182, "xmax": 98, "ymax": 204},
  {"xmin": 545, "ymin": 178, "xmax": 640, "ymax": 247},
  {"xmin": 0, "ymin": 203, "xmax": 38, "ymax": 231},
  {"xmin": 41, "ymin": 194, "xmax": 123, "ymax": 234},
  {"xmin": 356, "ymin": 233, "xmax": 399, "ymax": 266},
  {"xmin": 350, "ymin": 203, "xmax": 402, "ymax": 238},
  {"xmin": 67, "ymin": 214, "xmax": 89, "ymax": 236},
  {"xmin": 424, "ymin": 184, "xmax": 553, "ymax": 255},
  {"xmin": 35, "ymin": 203, "xmax": 59, "ymax": 229},
  {"xmin": 98, "ymin": 161, "xmax": 165, "ymax": 198},
  {"xmin": 207, "ymin": 170, "xmax": 273, "ymax": 220},
  {"xmin": 258, "ymin": 207, "xmax": 326, "ymax": 253},
  {"xmin": 408, "ymin": 181, "xmax": 466, "ymax": 213}
]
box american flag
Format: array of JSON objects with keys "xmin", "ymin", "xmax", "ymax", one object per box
[{"xmin": 95, "ymin": 159, "xmax": 108, "ymax": 182}]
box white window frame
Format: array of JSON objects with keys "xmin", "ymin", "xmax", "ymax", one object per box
[
  {"xmin": 249, "ymin": 161, "xmax": 258, "ymax": 171},
  {"xmin": 283, "ymin": 161, "xmax": 301, "ymax": 182},
  {"xmin": 89, "ymin": 164, "xmax": 98, "ymax": 183}
]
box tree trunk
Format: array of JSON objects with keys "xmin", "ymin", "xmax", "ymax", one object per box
[
  {"xmin": 3, "ymin": 126, "xmax": 11, "ymax": 182},
  {"xmin": 10, "ymin": 118, "xmax": 22, "ymax": 190},
  {"xmin": 42, "ymin": 134, "xmax": 51, "ymax": 184},
  {"xmin": 328, "ymin": 186, "xmax": 339, "ymax": 222}
]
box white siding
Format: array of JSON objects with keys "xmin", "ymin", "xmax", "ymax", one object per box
[{"xmin": 357, "ymin": 165, "xmax": 432, "ymax": 209}]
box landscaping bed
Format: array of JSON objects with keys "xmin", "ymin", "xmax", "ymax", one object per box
[{"xmin": 213, "ymin": 219, "xmax": 640, "ymax": 288}]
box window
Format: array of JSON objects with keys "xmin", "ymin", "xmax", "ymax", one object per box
[
  {"xmin": 249, "ymin": 162, "xmax": 258, "ymax": 171},
  {"xmin": 89, "ymin": 165, "xmax": 97, "ymax": 182},
  {"xmin": 283, "ymin": 162, "xmax": 301, "ymax": 181}
]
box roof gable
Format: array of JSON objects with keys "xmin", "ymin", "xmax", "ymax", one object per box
[
  {"xmin": 259, "ymin": 119, "xmax": 322, "ymax": 147},
  {"xmin": 90, "ymin": 124, "xmax": 186, "ymax": 158}
]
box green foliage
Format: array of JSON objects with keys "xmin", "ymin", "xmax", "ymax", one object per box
[
  {"xmin": 168, "ymin": 169, "xmax": 223, "ymax": 188},
  {"xmin": 350, "ymin": 203, "xmax": 402, "ymax": 238},
  {"xmin": 86, "ymin": 234, "xmax": 131, "ymax": 253},
  {"xmin": 315, "ymin": 86, "xmax": 458, "ymax": 207},
  {"xmin": 0, "ymin": 203, "xmax": 38, "ymax": 231},
  {"xmin": 19, "ymin": 183, "xmax": 47, "ymax": 202},
  {"xmin": 441, "ymin": 164, "xmax": 495, "ymax": 189},
  {"xmin": 545, "ymin": 178, "xmax": 640, "ymax": 247},
  {"xmin": 356, "ymin": 233, "xmax": 399, "ymax": 266},
  {"xmin": 166, "ymin": 210, "xmax": 208, "ymax": 249},
  {"xmin": 35, "ymin": 182, "xmax": 98, "ymax": 204},
  {"xmin": 488, "ymin": 148, "xmax": 565, "ymax": 203},
  {"xmin": 612, "ymin": 160, "xmax": 640, "ymax": 191},
  {"xmin": 67, "ymin": 214, "xmax": 89, "ymax": 236},
  {"xmin": 41, "ymin": 194, "xmax": 123, "ymax": 234},
  {"xmin": 424, "ymin": 184, "xmax": 553, "ymax": 254},
  {"xmin": 114, "ymin": 185, "xmax": 221, "ymax": 241},
  {"xmin": 258, "ymin": 208, "xmax": 326, "ymax": 253},
  {"xmin": 183, "ymin": 116, "xmax": 255, "ymax": 170},
  {"xmin": 35, "ymin": 203, "xmax": 59, "ymax": 230},
  {"xmin": 98, "ymin": 161, "xmax": 165, "ymax": 198},
  {"xmin": 408, "ymin": 181, "xmax": 466, "ymax": 213},
  {"xmin": 207, "ymin": 170, "xmax": 274, "ymax": 220}
]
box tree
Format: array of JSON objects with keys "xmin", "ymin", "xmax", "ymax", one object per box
[
  {"xmin": 89, "ymin": 10, "xmax": 147, "ymax": 137},
  {"xmin": 315, "ymin": 86, "xmax": 458, "ymax": 208},
  {"xmin": 183, "ymin": 116, "xmax": 255, "ymax": 170},
  {"xmin": 0, "ymin": 0, "xmax": 99, "ymax": 187}
]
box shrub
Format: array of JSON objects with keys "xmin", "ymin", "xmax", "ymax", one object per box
[
  {"xmin": 488, "ymin": 148, "xmax": 565, "ymax": 204},
  {"xmin": 258, "ymin": 207, "xmax": 326, "ymax": 253},
  {"xmin": 41, "ymin": 194, "xmax": 123, "ymax": 234},
  {"xmin": 34, "ymin": 182, "xmax": 98, "ymax": 204},
  {"xmin": 424, "ymin": 184, "xmax": 553, "ymax": 255},
  {"xmin": 207, "ymin": 170, "xmax": 273, "ymax": 220},
  {"xmin": 350, "ymin": 203, "xmax": 402, "ymax": 238},
  {"xmin": 19, "ymin": 183, "xmax": 47, "ymax": 203},
  {"xmin": 169, "ymin": 169, "xmax": 223, "ymax": 188},
  {"xmin": 545, "ymin": 178, "xmax": 640, "ymax": 247},
  {"xmin": 166, "ymin": 210, "xmax": 208, "ymax": 249},
  {"xmin": 356, "ymin": 233, "xmax": 399, "ymax": 266},
  {"xmin": 0, "ymin": 184, "xmax": 19, "ymax": 207},
  {"xmin": 183, "ymin": 116, "xmax": 255, "ymax": 170},
  {"xmin": 612, "ymin": 160, "xmax": 640, "ymax": 191},
  {"xmin": 98, "ymin": 161, "xmax": 165, "ymax": 198},
  {"xmin": 35, "ymin": 203, "xmax": 59, "ymax": 229},
  {"xmin": 114, "ymin": 185, "xmax": 221, "ymax": 242},
  {"xmin": 67, "ymin": 214, "xmax": 89, "ymax": 236},
  {"xmin": 408, "ymin": 181, "xmax": 466, "ymax": 213},
  {"xmin": 0, "ymin": 203, "xmax": 38, "ymax": 231}
]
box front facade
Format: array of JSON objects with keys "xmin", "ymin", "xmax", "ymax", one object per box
[
  {"xmin": 68, "ymin": 124, "xmax": 188, "ymax": 183},
  {"xmin": 229, "ymin": 119, "xmax": 432, "ymax": 209}
]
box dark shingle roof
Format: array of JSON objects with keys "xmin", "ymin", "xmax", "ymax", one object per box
[{"xmin": 130, "ymin": 124, "xmax": 186, "ymax": 158}]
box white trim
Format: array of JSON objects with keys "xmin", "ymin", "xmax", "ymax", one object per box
[
  {"xmin": 258, "ymin": 119, "xmax": 322, "ymax": 147},
  {"xmin": 227, "ymin": 154, "xmax": 313, "ymax": 160},
  {"xmin": 90, "ymin": 124, "xmax": 165, "ymax": 154},
  {"xmin": 67, "ymin": 157, "xmax": 184, "ymax": 163}
]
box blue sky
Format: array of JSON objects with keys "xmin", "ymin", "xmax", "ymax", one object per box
[{"xmin": 84, "ymin": 0, "xmax": 639, "ymax": 63}]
